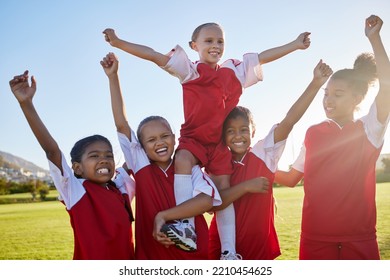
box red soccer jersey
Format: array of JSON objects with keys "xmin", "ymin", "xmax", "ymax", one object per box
[
  {"xmin": 301, "ymin": 120, "xmax": 381, "ymax": 242},
  {"xmin": 134, "ymin": 164, "xmax": 210, "ymax": 260},
  {"xmin": 163, "ymin": 45, "xmax": 263, "ymax": 146},
  {"xmin": 180, "ymin": 63, "xmax": 243, "ymax": 145},
  {"xmin": 49, "ymin": 154, "xmax": 134, "ymax": 260},
  {"xmin": 118, "ymin": 131, "xmax": 214, "ymax": 260},
  {"xmin": 68, "ymin": 180, "xmax": 134, "ymax": 260},
  {"xmin": 209, "ymin": 127, "xmax": 285, "ymax": 259}
]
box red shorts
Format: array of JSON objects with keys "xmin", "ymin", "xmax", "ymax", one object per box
[
  {"xmin": 299, "ymin": 236, "xmax": 380, "ymax": 260},
  {"xmin": 177, "ymin": 137, "xmax": 233, "ymax": 176}
]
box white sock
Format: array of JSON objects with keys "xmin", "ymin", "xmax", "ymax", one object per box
[
  {"xmin": 216, "ymin": 204, "xmax": 236, "ymax": 254},
  {"xmin": 174, "ymin": 174, "xmax": 195, "ymax": 227}
]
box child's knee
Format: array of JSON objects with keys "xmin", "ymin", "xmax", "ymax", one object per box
[{"xmin": 175, "ymin": 149, "xmax": 198, "ymax": 173}]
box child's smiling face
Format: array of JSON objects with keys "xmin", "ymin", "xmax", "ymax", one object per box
[
  {"xmin": 72, "ymin": 141, "xmax": 115, "ymax": 186},
  {"xmin": 139, "ymin": 119, "xmax": 175, "ymax": 169},
  {"xmin": 191, "ymin": 24, "xmax": 225, "ymax": 68},
  {"xmin": 224, "ymin": 116, "xmax": 254, "ymax": 161}
]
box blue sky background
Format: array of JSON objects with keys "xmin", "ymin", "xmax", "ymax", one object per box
[{"xmin": 1, "ymin": 0, "xmax": 389, "ymax": 171}]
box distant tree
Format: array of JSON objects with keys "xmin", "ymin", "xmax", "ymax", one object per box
[
  {"xmin": 382, "ymin": 157, "xmax": 390, "ymax": 173},
  {"xmin": 20, "ymin": 180, "xmax": 37, "ymax": 201},
  {"xmin": 7, "ymin": 181, "xmax": 24, "ymax": 194},
  {"xmin": 0, "ymin": 177, "xmax": 8, "ymax": 195},
  {"xmin": 38, "ymin": 184, "xmax": 50, "ymax": 201}
]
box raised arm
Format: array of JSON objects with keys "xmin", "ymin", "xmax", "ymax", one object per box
[
  {"xmin": 365, "ymin": 15, "xmax": 390, "ymax": 123},
  {"xmin": 9, "ymin": 71, "xmax": 62, "ymax": 171},
  {"xmin": 258, "ymin": 32, "xmax": 311, "ymax": 65},
  {"xmin": 274, "ymin": 60, "xmax": 333, "ymax": 143},
  {"xmin": 103, "ymin": 28, "xmax": 170, "ymax": 67},
  {"xmin": 101, "ymin": 53, "xmax": 132, "ymax": 139}
]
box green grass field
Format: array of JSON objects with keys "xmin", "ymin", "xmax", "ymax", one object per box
[{"xmin": 0, "ymin": 184, "xmax": 389, "ymax": 260}]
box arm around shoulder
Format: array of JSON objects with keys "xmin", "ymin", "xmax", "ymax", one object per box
[{"xmin": 274, "ymin": 168, "xmax": 303, "ymax": 187}]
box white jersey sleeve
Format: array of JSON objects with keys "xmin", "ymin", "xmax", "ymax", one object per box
[
  {"xmin": 117, "ymin": 131, "xmax": 150, "ymax": 174},
  {"xmin": 161, "ymin": 45, "xmax": 200, "ymax": 84},
  {"xmin": 113, "ymin": 167, "xmax": 136, "ymax": 203},
  {"xmin": 250, "ymin": 124, "xmax": 287, "ymax": 173},
  {"xmin": 220, "ymin": 53, "xmax": 263, "ymax": 88},
  {"xmin": 191, "ymin": 165, "xmax": 222, "ymax": 206},
  {"xmin": 290, "ymin": 102, "xmax": 390, "ymax": 174},
  {"xmin": 48, "ymin": 152, "xmax": 86, "ymax": 210},
  {"xmin": 291, "ymin": 144, "xmax": 306, "ymax": 173},
  {"xmin": 361, "ymin": 101, "xmax": 390, "ymax": 148},
  {"xmin": 162, "ymin": 45, "xmax": 263, "ymax": 88}
]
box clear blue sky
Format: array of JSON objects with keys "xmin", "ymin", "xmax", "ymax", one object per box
[{"xmin": 1, "ymin": 0, "xmax": 389, "ymax": 171}]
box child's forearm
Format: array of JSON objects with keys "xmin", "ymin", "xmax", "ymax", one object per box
[
  {"xmin": 285, "ymin": 79, "xmax": 323, "ymax": 125},
  {"xmin": 157, "ymin": 193, "xmax": 212, "ymax": 222},
  {"xmin": 211, "ymin": 183, "xmax": 247, "ymax": 211},
  {"xmin": 274, "ymin": 79, "xmax": 323, "ymax": 143},
  {"xmin": 108, "ymin": 74, "xmax": 131, "ymax": 137},
  {"xmin": 274, "ymin": 169, "xmax": 303, "ymax": 187},
  {"xmin": 19, "ymin": 101, "xmax": 61, "ymax": 169},
  {"xmin": 258, "ymin": 41, "xmax": 299, "ymax": 65},
  {"xmin": 114, "ymin": 39, "xmax": 169, "ymax": 66},
  {"xmin": 274, "ymin": 60, "xmax": 332, "ymax": 143},
  {"xmin": 211, "ymin": 177, "xmax": 266, "ymax": 211}
]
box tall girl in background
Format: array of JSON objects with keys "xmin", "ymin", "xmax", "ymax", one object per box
[
  {"xmin": 103, "ymin": 23, "xmax": 310, "ymax": 259},
  {"xmin": 9, "ymin": 71, "xmax": 134, "ymax": 260},
  {"xmin": 275, "ymin": 15, "xmax": 390, "ymax": 260},
  {"xmin": 209, "ymin": 60, "xmax": 333, "ymax": 259}
]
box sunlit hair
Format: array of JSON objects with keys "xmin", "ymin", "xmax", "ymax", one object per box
[
  {"xmin": 136, "ymin": 116, "xmax": 173, "ymax": 146},
  {"xmin": 330, "ymin": 52, "xmax": 377, "ymax": 99},
  {"xmin": 188, "ymin": 22, "xmax": 223, "ymax": 48},
  {"xmin": 223, "ymin": 106, "xmax": 256, "ymax": 137}
]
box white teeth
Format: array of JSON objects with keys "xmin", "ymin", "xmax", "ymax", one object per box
[
  {"xmin": 156, "ymin": 148, "xmax": 167, "ymax": 153},
  {"xmin": 97, "ymin": 168, "xmax": 109, "ymax": 174},
  {"xmin": 233, "ymin": 142, "xmax": 244, "ymax": 146}
]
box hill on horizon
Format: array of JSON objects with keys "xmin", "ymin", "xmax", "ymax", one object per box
[{"xmin": 0, "ymin": 150, "xmax": 48, "ymax": 173}]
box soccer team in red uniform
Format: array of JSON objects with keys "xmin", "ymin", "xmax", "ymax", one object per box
[{"xmin": 9, "ymin": 14, "xmax": 389, "ymax": 260}]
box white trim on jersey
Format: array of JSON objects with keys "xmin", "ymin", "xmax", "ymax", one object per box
[
  {"xmin": 118, "ymin": 131, "xmax": 150, "ymax": 174},
  {"xmin": 361, "ymin": 101, "xmax": 390, "ymax": 148},
  {"xmin": 162, "ymin": 45, "xmax": 199, "ymax": 84},
  {"xmin": 220, "ymin": 54, "xmax": 263, "ymax": 88},
  {"xmin": 113, "ymin": 167, "xmax": 136, "ymax": 203},
  {"xmin": 162, "ymin": 44, "xmax": 263, "ymax": 88},
  {"xmin": 247, "ymin": 124, "xmax": 287, "ymax": 173},
  {"xmin": 48, "ymin": 152, "xmax": 86, "ymax": 210},
  {"xmin": 292, "ymin": 101, "xmax": 390, "ymax": 173},
  {"xmin": 192, "ymin": 165, "xmax": 222, "ymax": 206},
  {"xmin": 117, "ymin": 131, "xmax": 221, "ymax": 206}
]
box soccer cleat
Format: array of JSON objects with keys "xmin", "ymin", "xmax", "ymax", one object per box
[
  {"xmin": 220, "ymin": 250, "xmax": 243, "ymax": 260},
  {"xmin": 161, "ymin": 220, "xmax": 197, "ymax": 252}
]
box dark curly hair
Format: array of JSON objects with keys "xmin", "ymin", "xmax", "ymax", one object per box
[
  {"xmin": 331, "ymin": 52, "xmax": 377, "ymax": 98},
  {"xmin": 70, "ymin": 134, "xmax": 112, "ymax": 164},
  {"xmin": 223, "ymin": 106, "xmax": 256, "ymax": 139}
]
